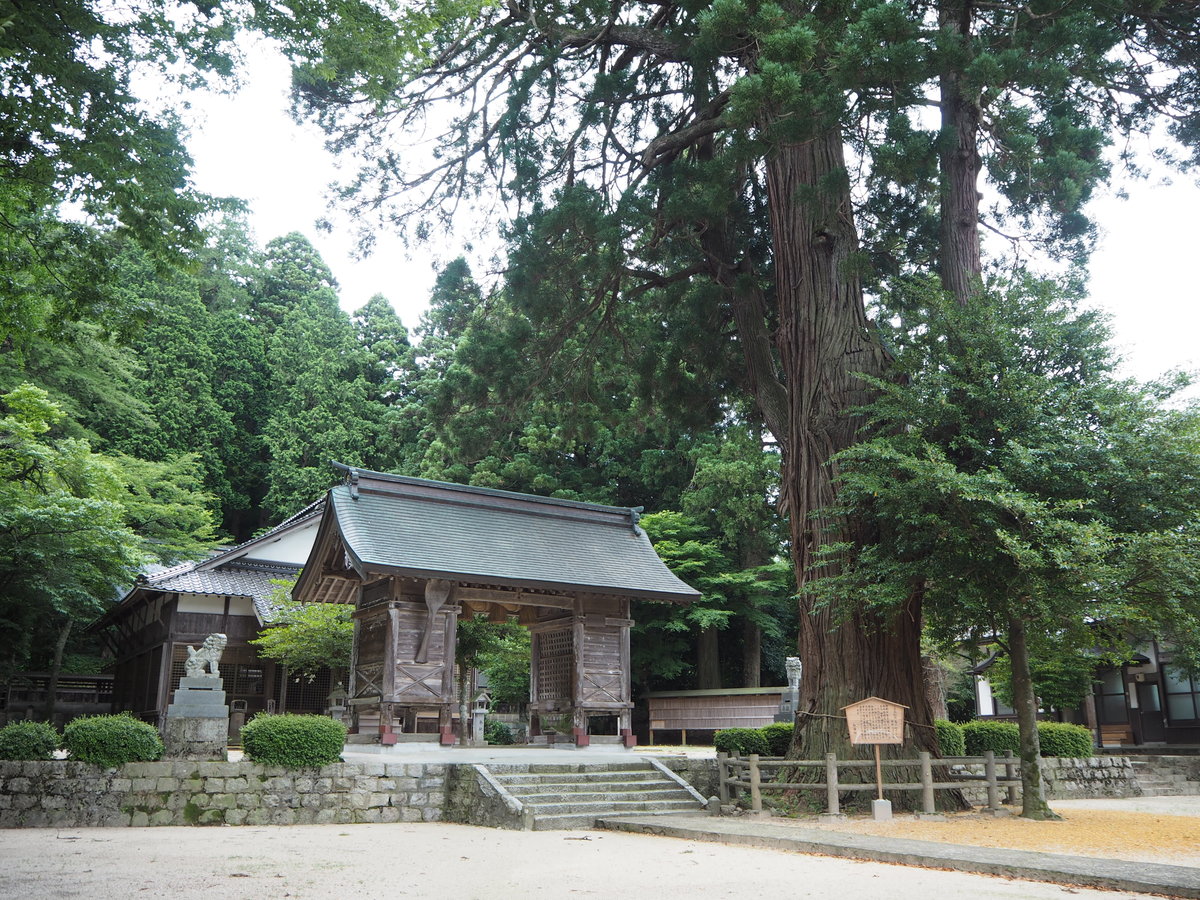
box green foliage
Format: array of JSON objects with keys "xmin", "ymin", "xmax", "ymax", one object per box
[
  {"xmin": 1036, "ymin": 723, "xmax": 1093, "ymax": 759},
  {"xmin": 476, "ymin": 627, "xmax": 531, "ymax": 711},
  {"xmin": 934, "ymin": 720, "xmax": 966, "ymax": 758},
  {"xmin": 0, "ymin": 1, "xmax": 241, "ymax": 347},
  {"xmin": 63, "ymin": 714, "xmax": 163, "ymax": 767},
  {"xmin": 963, "ymin": 719, "xmax": 1092, "ymax": 758},
  {"xmin": 988, "ymin": 651, "xmax": 1102, "ymax": 715},
  {"xmin": 0, "ymin": 721, "xmax": 60, "ymax": 760},
  {"xmin": 713, "ymin": 727, "xmax": 769, "ymax": 756},
  {"xmin": 962, "ymin": 720, "xmax": 1020, "ymax": 757},
  {"xmin": 251, "ymin": 581, "xmax": 353, "ymax": 681},
  {"xmin": 483, "ymin": 719, "xmax": 515, "ymax": 745},
  {"xmin": 240, "ymin": 713, "xmax": 347, "ymax": 768},
  {"xmin": 0, "ymin": 382, "xmax": 219, "ymax": 676},
  {"xmin": 759, "ymin": 722, "xmax": 793, "ymax": 757}
]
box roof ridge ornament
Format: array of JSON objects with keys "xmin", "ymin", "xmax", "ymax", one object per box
[{"xmin": 630, "ymin": 506, "xmax": 643, "ymax": 533}]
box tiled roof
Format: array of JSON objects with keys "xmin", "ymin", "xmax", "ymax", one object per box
[
  {"xmin": 93, "ymin": 503, "xmax": 324, "ymax": 631},
  {"xmin": 148, "ymin": 560, "xmax": 300, "ymax": 622},
  {"xmin": 322, "ymin": 469, "xmax": 699, "ymax": 601}
]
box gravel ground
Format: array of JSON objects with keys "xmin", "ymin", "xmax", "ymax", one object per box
[
  {"xmin": 781, "ymin": 797, "xmax": 1200, "ymax": 867},
  {"xmin": 0, "ymin": 822, "xmax": 1174, "ymax": 900}
]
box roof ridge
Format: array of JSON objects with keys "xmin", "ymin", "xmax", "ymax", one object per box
[
  {"xmin": 332, "ymin": 462, "xmax": 641, "ymax": 520},
  {"xmin": 194, "ymin": 498, "xmax": 325, "ymax": 571}
]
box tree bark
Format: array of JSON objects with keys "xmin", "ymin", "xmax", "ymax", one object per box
[
  {"xmin": 696, "ymin": 626, "xmax": 720, "ymax": 690},
  {"xmin": 765, "ymin": 129, "xmax": 942, "ymax": 781},
  {"xmin": 1008, "ymin": 613, "xmax": 1060, "ymax": 819},
  {"xmin": 741, "ymin": 618, "xmax": 762, "ymax": 688},
  {"xmin": 44, "ymin": 618, "xmax": 72, "ymax": 725},
  {"xmin": 938, "ymin": 0, "xmax": 984, "ymax": 306}
]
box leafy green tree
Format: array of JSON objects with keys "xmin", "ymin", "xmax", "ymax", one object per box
[
  {"xmin": 455, "ymin": 615, "xmax": 527, "ymax": 742},
  {"xmin": 259, "ymin": 234, "xmax": 382, "ymax": 517},
  {"xmin": 0, "ymin": 0, "xmax": 240, "ymax": 346},
  {"xmin": 251, "ymin": 582, "xmax": 354, "ymax": 681},
  {"xmin": 0, "ymin": 383, "xmax": 219, "ymax": 718},
  {"xmin": 813, "ymin": 277, "xmax": 1200, "ymax": 817}
]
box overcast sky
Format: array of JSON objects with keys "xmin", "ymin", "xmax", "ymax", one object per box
[{"xmin": 181, "ymin": 40, "xmax": 1200, "ymax": 390}]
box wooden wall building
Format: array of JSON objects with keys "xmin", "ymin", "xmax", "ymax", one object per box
[
  {"xmin": 293, "ymin": 466, "xmax": 699, "ymax": 747},
  {"xmin": 91, "ymin": 503, "xmax": 340, "ymax": 727}
]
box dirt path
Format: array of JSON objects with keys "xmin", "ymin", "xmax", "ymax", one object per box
[
  {"xmin": 0, "ymin": 822, "xmax": 1173, "ymax": 900},
  {"xmin": 777, "ymin": 798, "xmax": 1200, "ymax": 867}
]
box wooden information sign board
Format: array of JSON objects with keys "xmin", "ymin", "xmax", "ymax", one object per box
[
  {"xmin": 844, "ymin": 697, "xmax": 906, "ymax": 746},
  {"xmin": 842, "ymin": 697, "xmax": 908, "ymax": 803}
]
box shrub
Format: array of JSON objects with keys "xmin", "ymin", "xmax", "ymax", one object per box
[
  {"xmin": 240, "ymin": 714, "xmax": 346, "ymax": 767},
  {"xmin": 1037, "ymin": 722, "xmax": 1093, "ymax": 758},
  {"xmin": 962, "ymin": 719, "xmax": 1020, "ymax": 756},
  {"xmin": 713, "ymin": 727, "xmax": 769, "ymax": 756},
  {"xmin": 63, "ymin": 714, "xmax": 163, "ymax": 767},
  {"xmin": 0, "ymin": 721, "xmax": 59, "ymax": 760},
  {"xmin": 934, "ymin": 719, "xmax": 965, "ymax": 757},
  {"xmin": 483, "ymin": 719, "xmax": 515, "ymax": 745},
  {"xmin": 759, "ymin": 722, "xmax": 793, "ymax": 757}
]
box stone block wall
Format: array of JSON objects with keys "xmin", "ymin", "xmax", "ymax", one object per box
[
  {"xmin": 0, "ymin": 760, "xmax": 446, "ymax": 828},
  {"xmin": 1042, "ymin": 756, "xmax": 1139, "ymax": 799}
]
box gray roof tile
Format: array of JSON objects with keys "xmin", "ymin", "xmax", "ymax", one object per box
[{"xmin": 327, "ymin": 473, "xmax": 699, "ymax": 601}]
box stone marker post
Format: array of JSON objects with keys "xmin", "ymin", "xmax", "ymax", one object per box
[{"xmin": 163, "ymin": 633, "xmax": 230, "ymax": 760}]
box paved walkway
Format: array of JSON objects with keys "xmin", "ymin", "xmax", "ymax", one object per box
[
  {"xmin": 598, "ymin": 810, "xmax": 1200, "ymax": 898},
  {"xmin": 296, "ymin": 745, "xmax": 1200, "ymax": 896}
]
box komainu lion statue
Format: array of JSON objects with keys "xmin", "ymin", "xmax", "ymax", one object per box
[{"xmin": 185, "ymin": 633, "xmax": 228, "ymax": 678}]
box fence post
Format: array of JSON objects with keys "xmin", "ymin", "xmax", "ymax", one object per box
[
  {"xmin": 717, "ymin": 752, "xmax": 730, "ymax": 803},
  {"xmin": 984, "ymin": 750, "xmax": 999, "ymax": 811},
  {"xmin": 919, "ymin": 751, "xmax": 935, "ymax": 814},
  {"xmin": 748, "ymin": 754, "xmax": 762, "ymax": 812},
  {"xmin": 825, "ymin": 752, "xmax": 839, "ymax": 817},
  {"xmin": 1004, "ymin": 750, "xmax": 1017, "ymax": 805}
]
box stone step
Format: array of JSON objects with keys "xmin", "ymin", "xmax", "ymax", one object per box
[
  {"xmin": 507, "ymin": 788, "xmax": 694, "ymax": 805},
  {"xmin": 490, "ymin": 763, "xmax": 651, "ymax": 775},
  {"xmin": 527, "ymin": 801, "xmax": 702, "ymax": 829},
  {"xmin": 497, "ymin": 775, "xmax": 672, "ymax": 792}
]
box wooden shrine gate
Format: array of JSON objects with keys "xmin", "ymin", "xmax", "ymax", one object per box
[{"xmin": 292, "ymin": 466, "xmax": 696, "ymax": 746}]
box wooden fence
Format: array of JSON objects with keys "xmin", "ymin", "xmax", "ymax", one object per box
[{"xmin": 718, "ymin": 750, "xmax": 1021, "ymax": 816}]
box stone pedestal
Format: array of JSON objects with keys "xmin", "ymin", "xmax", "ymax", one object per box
[{"xmin": 163, "ymin": 676, "xmax": 229, "ymax": 760}]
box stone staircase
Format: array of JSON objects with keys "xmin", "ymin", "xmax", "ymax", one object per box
[
  {"xmin": 1128, "ymin": 755, "xmax": 1200, "ymax": 796},
  {"xmin": 471, "ymin": 760, "xmax": 706, "ymax": 830}
]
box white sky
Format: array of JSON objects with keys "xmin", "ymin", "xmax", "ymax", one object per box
[{"xmin": 181, "ymin": 40, "xmax": 1200, "ymax": 388}]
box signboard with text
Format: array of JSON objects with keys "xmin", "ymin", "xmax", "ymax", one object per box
[{"xmin": 843, "ymin": 697, "xmax": 907, "ymax": 746}]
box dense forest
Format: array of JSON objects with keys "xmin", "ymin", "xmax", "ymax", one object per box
[{"xmin": 6, "ymin": 0, "xmax": 1200, "ymax": 817}]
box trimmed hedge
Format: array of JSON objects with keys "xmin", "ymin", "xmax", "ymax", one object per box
[
  {"xmin": 962, "ymin": 719, "xmax": 1020, "ymax": 755},
  {"xmin": 63, "ymin": 714, "xmax": 163, "ymax": 767},
  {"xmin": 934, "ymin": 719, "xmax": 965, "ymax": 757},
  {"xmin": 1036, "ymin": 722, "xmax": 1093, "ymax": 758},
  {"xmin": 0, "ymin": 721, "xmax": 59, "ymax": 760},
  {"xmin": 713, "ymin": 727, "xmax": 769, "ymax": 756},
  {"xmin": 963, "ymin": 719, "xmax": 1095, "ymax": 757},
  {"xmin": 240, "ymin": 713, "xmax": 346, "ymax": 767},
  {"xmin": 759, "ymin": 722, "xmax": 794, "ymax": 756}
]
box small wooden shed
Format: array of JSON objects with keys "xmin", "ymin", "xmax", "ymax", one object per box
[{"xmin": 292, "ymin": 465, "xmax": 698, "ymax": 746}]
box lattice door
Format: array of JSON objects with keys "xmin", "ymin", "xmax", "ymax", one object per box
[{"xmin": 536, "ymin": 629, "xmax": 573, "ymax": 702}]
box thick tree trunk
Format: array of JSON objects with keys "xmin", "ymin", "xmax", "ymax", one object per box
[
  {"xmin": 1008, "ymin": 614, "xmax": 1060, "ymax": 819},
  {"xmin": 696, "ymin": 626, "xmax": 720, "ymax": 689},
  {"xmin": 938, "ymin": 0, "xmax": 984, "ymax": 305},
  {"xmin": 741, "ymin": 619, "xmax": 762, "ymax": 688},
  {"xmin": 765, "ymin": 130, "xmax": 941, "ymax": 781},
  {"xmin": 44, "ymin": 618, "xmax": 72, "ymax": 725}
]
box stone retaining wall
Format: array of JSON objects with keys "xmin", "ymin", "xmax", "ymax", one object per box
[
  {"xmin": 1042, "ymin": 756, "xmax": 1139, "ymax": 799},
  {"xmin": 0, "ymin": 760, "xmax": 446, "ymax": 828}
]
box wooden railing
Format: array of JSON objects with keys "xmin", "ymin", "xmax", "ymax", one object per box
[{"xmin": 717, "ymin": 750, "xmax": 1020, "ymax": 815}]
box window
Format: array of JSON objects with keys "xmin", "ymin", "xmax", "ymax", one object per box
[
  {"xmin": 1163, "ymin": 666, "xmax": 1200, "ymax": 724},
  {"xmin": 1095, "ymin": 669, "xmax": 1129, "ymax": 724}
]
